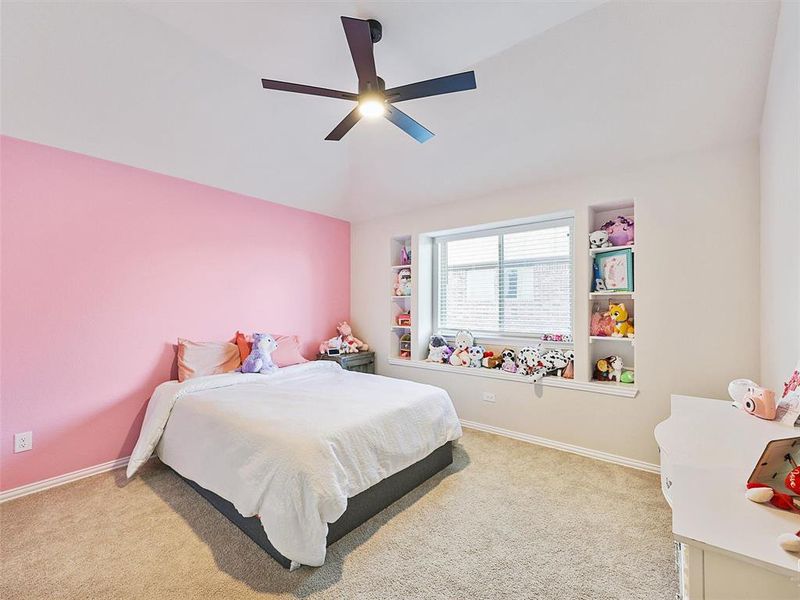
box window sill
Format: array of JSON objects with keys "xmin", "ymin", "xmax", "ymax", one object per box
[{"xmin": 385, "ymin": 358, "xmax": 639, "ymax": 398}]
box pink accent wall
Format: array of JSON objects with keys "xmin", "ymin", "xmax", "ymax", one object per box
[{"xmin": 0, "ymin": 136, "xmax": 350, "ymax": 492}]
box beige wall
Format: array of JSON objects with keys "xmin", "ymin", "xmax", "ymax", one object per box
[
  {"xmin": 760, "ymin": 0, "xmax": 799, "ymax": 392},
  {"xmin": 351, "ymin": 142, "xmax": 761, "ymax": 466}
]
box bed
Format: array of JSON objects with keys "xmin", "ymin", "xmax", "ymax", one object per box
[{"xmin": 127, "ymin": 361, "xmax": 462, "ymax": 568}]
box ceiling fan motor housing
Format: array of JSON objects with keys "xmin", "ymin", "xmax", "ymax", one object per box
[{"xmin": 367, "ymin": 19, "xmax": 382, "ymax": 44}]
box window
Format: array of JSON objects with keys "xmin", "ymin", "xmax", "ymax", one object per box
[{"xmin": 434, "ymin": 218, "xmax": 573, "ymax": 339}]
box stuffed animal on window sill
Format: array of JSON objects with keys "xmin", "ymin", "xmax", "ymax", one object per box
[
  {"xmin": 517, "ymin": 345, "xmax": 548, "ymax": 382},
  {"xmin": 594, "ymin": 355, "xmax": 623, "ymax": 382},
  {"xmin": 606, "ymin": 303, "xmax": 635, "ymax": 338},
  {"xmin": 500, "ymin": 348, "xmax": 518, "ymax": 373},
  {"xmin": 337, "ymin": 321, "xmax": 368, "ymax": 353},
  {"xmin": 468, "ymin": 345, "xmax": 484, "ymax": 368},
  {"xmin": 561, "ymin": 350, "xmax": 575, "ymax": 379},
  {"xmin": 426, "ymin": 334, "xmax": 451, "ymax": 363},
  {"xmin": 241, "ymin": 333, "xmax": 279, "ymax": 374},
  {"xmin": 589, "ymin": 230, "xmax": 613, "ymax": 249},
  {"xmin": 448, "ymin": 330, "xmax": 474, "ymax": 367},
  {"xmin": 481, "ymin": 352, "xmax": 502, "ymax": 369}
]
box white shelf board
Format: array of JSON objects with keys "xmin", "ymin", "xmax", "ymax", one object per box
[
  {"xmin": 589, "ymin": 244, "xmax": 635, "ymax": 256},
  {"xmin": 385, "ymin": 358, "xmax": 638, "ymax": 397},
  {"xmin": 391, "ymin": 325, "xmax": 411, "ymax": 330},
  {"xmin": 390, "ymin": 264, "xmax": 412, "ymax": 270},
  {"xmin": 390, "ymin": 295, "xmax": 411, "ymax": 300},
  {"xmin": 589, "ymin": 291, "xmax": 635, "ymax": 298},
  {"xmin": 590, "ymin": 336, "xmax": 635, "ymax": 345}
]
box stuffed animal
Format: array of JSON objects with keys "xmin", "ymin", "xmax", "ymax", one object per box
[
  {"xmin": 517, "ymin": 345, "xmax": 548, "ymax": 381},
  {"xmin": 394, "ymin": 269, "xmax": 412, "ymax": 296},
  {"xmin": 241, "ymin": 333, "xmax": 279, "ymax": 374},
  {"xmin": 562, "ymin": 350, "xmax": 575, "ymax": 379},
  {"xmin": 468, "ymin": 345, "xmax": 484, "ymax": 368},
  {"xmin": 540, "ymin": 349, "xmax": 570, "ymax": 377},
  {"xmin": 594, "ymin": 355, "xmax": 623, "ymax": 382},
  {"xmin": 319, "ymin": 335, "xmax": 342, "ymax": 355},
  {"xmin": 589, "ymin": 230, "xmax": 612, "ymax": 249},
  {"xmin": 590, "ymin": 307, "xmax": 616, "ymax": 336},
  {"xmin": 601, "ymin": 216, "xmax": 635, "ymax": 246},
  {"xmin": 426, "ymin": 335, "xmax": 451, "ymax": 363},
  {"xmin": 449, "ymin": 330, "xmax": 474, "ymax": 366},
  {"xmin": 337, "ymin": 321, "xmax": 368, "ymax": 353},
  {"xmin": 500, "ymin": 348, "xmax": 517, "ymax": 373},
  {"xmin": 606, "ymin": 303, "xmax": 635, "ymax": 338},
  {"xmin": 481, "ymin": 352, "xmax": 501, "ymax": 369}
]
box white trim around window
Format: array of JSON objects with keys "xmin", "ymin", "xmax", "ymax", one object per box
[{"xmin": 432, "ymin": 216, "xmax": 574, "ymax": 346}]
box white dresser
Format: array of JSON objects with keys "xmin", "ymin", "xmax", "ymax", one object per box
[{"xmin": 655, "ymin": 395, "xmax": 800, "ymax": 600}]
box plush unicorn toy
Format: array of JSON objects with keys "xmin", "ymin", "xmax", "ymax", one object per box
[{"xmin": 241, "ymin": 333, "xmax": 279, "ymax": 374}]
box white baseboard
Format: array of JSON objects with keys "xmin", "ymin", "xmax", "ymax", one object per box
[
  {"xmin": 460, "ymin": 419, "xmax": 660, "ymax": 474},
  {"xmin": 0, "ymin": 456, "xmax": 130, "ymax": 504},
  {"xmin": 1, "ymin": 423, "xmax": 658, "ymax": 503}
]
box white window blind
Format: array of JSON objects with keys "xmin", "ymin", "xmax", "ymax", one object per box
[{"xmin": 435, "ymin": 218, "xmax": 573, "ymax": 339}]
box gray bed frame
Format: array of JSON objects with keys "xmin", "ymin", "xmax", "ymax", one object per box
[{"xmin": 180, "ymin": 441, "xmax": 453, "ymax": 568}]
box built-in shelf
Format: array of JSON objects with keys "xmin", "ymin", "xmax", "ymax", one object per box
[
  {"xmin": 589, "ymin": 244, "xmax": 634, "ymax": 256},
  {"xmin": 385, "ymin": 358, "xmax": 638, "ymax": 397},
  {"xmin": 390, "ymin": 235, "xmax": 413, "ymax": 362},
  {"xmin": 590, "ymin": 336, "xmax": 635, "ymax": 345},
  {"xmin": 589, "ymin": 291, "xmax": 635, "ymax": 298},
  {"xmin": 589, "ymin": 202, "xmax": 636, "ymax": 385}
]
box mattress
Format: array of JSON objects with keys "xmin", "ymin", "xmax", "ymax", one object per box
[{"xmin": 127, "ymin": 361, "xmax": 462, "ymax": 566}]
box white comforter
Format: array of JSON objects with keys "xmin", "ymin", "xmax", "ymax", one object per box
[{"xmin": 127, "ymin": 361, "xmax": 462, "ymax": 567}]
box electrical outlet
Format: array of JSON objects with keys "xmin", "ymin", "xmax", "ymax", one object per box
[
  {"xmin": 482, "ymin": 392, "xmax": 496, "ymax": 403},
  {"xmin": 14, "ymin": 431, "xmax": 32, "ymax": 453}
]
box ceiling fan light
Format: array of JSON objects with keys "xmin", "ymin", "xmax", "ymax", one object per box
[{"xmin": 358, "ymin": 98, "xmax": 386, "ymax": 119}]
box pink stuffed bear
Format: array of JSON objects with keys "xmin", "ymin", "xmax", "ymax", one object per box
[{"xmin": 337, "ymin": 321, "xmax": 368, "ymax": 354}]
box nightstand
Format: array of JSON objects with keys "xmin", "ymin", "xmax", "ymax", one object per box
[{"xmin": 317, "ymin": 351, "xmax": 375, "ymax": 374}]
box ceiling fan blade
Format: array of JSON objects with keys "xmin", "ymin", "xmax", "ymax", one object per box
[
  {"xmin": 340, "ymin": 16, "xmax": 378, "ymax": 91},
  {"xmin": 384, "ymin": 105, "xmax": 434, "ymax": 143},
  {"xmin": 261, "ymin": 79, "xmax": 357, "ymax": 101},
  {"xmin": 385, "ymin": 71, "xmax": 476, "ymax": 103},
  {"xmin": 325, "ymin": 107, "xmax": 362, "ymax": 141}
]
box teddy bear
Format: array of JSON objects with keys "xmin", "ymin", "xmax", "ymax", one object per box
[
  {"xmin": 468, "ymin": 345, "xmax": 484, "ymax": 368},
  {"xmin": 426, "ymin": 334, "xmax": 451, "ymax": 363},
  {"xmin": 500, "ymin": 348, "xmax": 517, "ymax": 373},
  {"xmin": 337, "ymin": 321, "xmax": 368, "ymax": 353},
  {"xmin": 589, "ymin": 230, "xmax": 612, "ymax": 249},
  {"xmin": 448, "ymin": 330, "xmax": 474, "ymax": 367},
  {"xmin": 241, "ymin": 333, "xmax": 279, "ymax": 374},
  {"xmin": 606, "ymin": 303, "xmax": 635, "ymax": 338}
]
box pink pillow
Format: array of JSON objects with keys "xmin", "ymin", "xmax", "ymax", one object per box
[
  {"xmin": 177, "ymin": 338, "xmax": 241, "ymax": 382},
  {"xmin": 272, "ymin": 335, "xmax": 308, "ymax": 367}
]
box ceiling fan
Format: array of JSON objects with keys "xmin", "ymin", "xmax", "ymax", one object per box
[{"xmin": 261, "ymin": 16, "xmax": 477, "ymax": 143}]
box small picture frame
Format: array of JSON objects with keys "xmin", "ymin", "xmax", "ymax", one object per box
[{"xmin": 595, "ymin": 248, "xmax": 633, "ymax": 291}]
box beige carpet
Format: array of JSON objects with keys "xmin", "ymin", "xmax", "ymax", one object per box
[{"xmin": 1, "ymin": 430, "xmax": 676, "ymax": 599}]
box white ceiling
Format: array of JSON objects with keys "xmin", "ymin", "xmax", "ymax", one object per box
[{"xmin": 1, "ymin": 1, "xmax": 779, "ymax": 221}]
